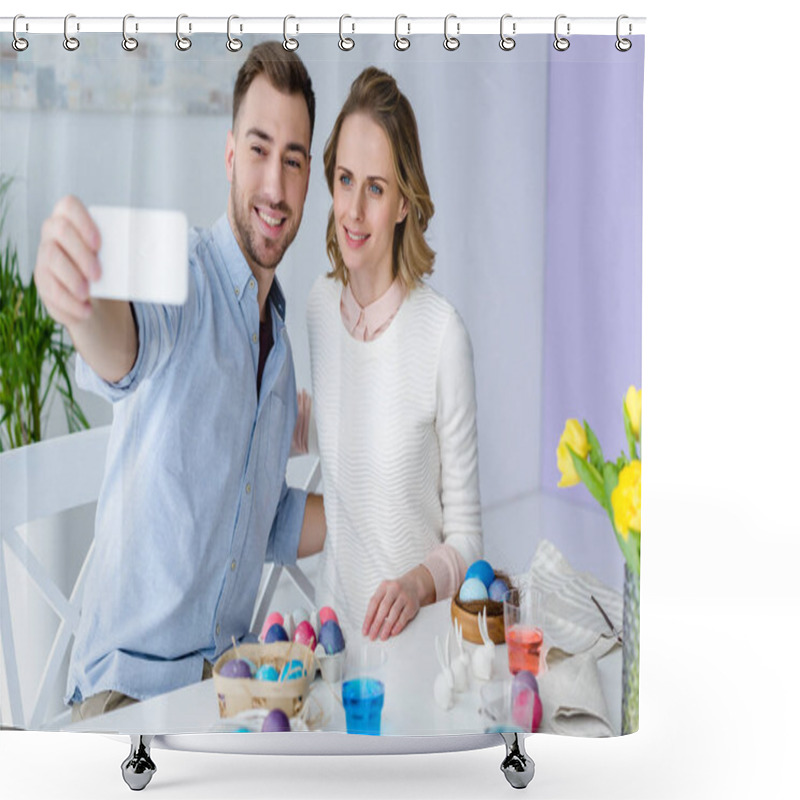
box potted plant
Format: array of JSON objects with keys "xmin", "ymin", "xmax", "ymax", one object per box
[{"xmin": 0, "ymin": 174, "xmax": 89, "ymax": 450}]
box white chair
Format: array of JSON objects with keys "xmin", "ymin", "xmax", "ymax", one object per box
[{"xmin": 0, "ymin": 425, "xmax": 319, "ymax": 730}]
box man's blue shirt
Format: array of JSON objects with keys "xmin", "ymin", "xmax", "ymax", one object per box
[{"xmin": 66, "ymin": 214, "xmax": 306, "ymax": 705}]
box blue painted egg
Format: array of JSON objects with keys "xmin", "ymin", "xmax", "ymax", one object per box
[
  {"xmin": 318, "ymin": 620, "xmax": 346, "ymax": 655},
  {"xmin": 279, "ymin": 659, "xmax": 305, "ymax": 682},
  {"xmin": 219, "ymin": 658, "xmax": 252, "ymax": 679},
  {"xmin": 488, "ymin": 578, "xmax": 510, "ymax": 602},
  {"xmin": 465, "ymin": 559, "xmax": 495, "ymax": 589},
  {"xmin": 255, "ymin": 664, "xmax": 280, "ymax": 681},
  {"xmin": 459, "ymin": 577, "xmax": 489, "ymax": 602},
  {"xmin": 261, "ymin": 709, "xmax": 291, "ymax": 732},
  {"xmin": 264, "ymin": 623, "xmax": 289, "ymax": 643}
]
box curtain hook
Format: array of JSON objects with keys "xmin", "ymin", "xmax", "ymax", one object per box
[
  {"xmin": 500, "ymin": 14, "xmax": 516, "ymax": 51},
  {"xmin": 175, "ymin": 14, "xmax": 192, "ymax": 51},
  {"xmin": 122, "ymin": 14, "xmax": 138, "ymax": 52},
  {"xmin": 12, "ymin": 15, "xmax": 29, "ymax": 52},
  {"xmin": 63, "ymin": 13, "xmax": 80, "ymax": 51},
  {"xmin": 283, "ymin": 15, "xmax": 299, "ymax": 51},
  {"xmin": 226, "ymin": 15, "xmax": 243, "ymax": 52},
  {"xmin": 394, "ymin": 15, "xmax": 410, "ymax": 51},
  {"xmin": 553, "ymin": 14, "xmax": 570, "ymax": 51},
  {"xmin": 338, "ymin": 14, "xmax": 355, "ymax": 51},
  {"xmin": 616, "ymin": 15, "xmax": 632, "ymax": 52},
  {"xmin": 443, "ymin": 14, "xmax": 460, "ymax": 51}
]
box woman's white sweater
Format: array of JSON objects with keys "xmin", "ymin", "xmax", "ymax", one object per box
[{"xmin": 307, "ymin": 275, "xmax": 483, "ymax": 630}]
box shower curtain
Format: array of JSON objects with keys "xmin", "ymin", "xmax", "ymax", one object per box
[{"xmin": 0, "ymin": 23, "xmax": 644, "ymax": 739}]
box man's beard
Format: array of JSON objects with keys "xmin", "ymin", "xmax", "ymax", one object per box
[{"xmin": 231, "ymin": 175, "xmax": 298, "ymax": 272}]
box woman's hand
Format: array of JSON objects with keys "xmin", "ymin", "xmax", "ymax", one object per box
[{"xmin": 362, "ymin": 565, "xmax": 435, "ymax": 640}]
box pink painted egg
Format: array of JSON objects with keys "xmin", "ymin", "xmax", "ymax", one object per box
[
  {"xmin": 319, "ymin": 606, "xmax": 338, "ymax": 626},
  {"xmin": 259, "ymin": 611, "xmax": 284, "ymax": 642},
  {"xmin": 293, "ymin": 620, "xmax": 316, "ymax": 650}
]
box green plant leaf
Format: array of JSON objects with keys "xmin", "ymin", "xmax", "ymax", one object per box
[
  {"xmin": 567, "ymin": 444, "xmax": 607, "ymax": 510},
  {"xmin": 584, "ymin": 421, "xmax": 605, "ymax": 474},
  {"xmin": 623, "ymin": 401, "xmax": 639, "ymax": 460}
]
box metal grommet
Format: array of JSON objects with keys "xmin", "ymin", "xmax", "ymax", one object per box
[
  {"xmin": 226, "ymin": 15, "xmax": 243, "ymax": 52},
  {"xmin": 122, "ymin": 14, "xmax": 138, "ymax": 51},
  {"xmin": 553, "ymin": 14, "xmax": 570, "ymax": 52},
  {"xmin": 499, "ymin": 14, "xmax": 516, "ymax": 51},
  {"xmin": 616, "ymin": 14, "xmax": 632, "ymax": 52},
  {"xmin": 63, "ymin": 13, "xmax": 80, "ymax": 51},
  {"xmin": 12, "ymin": 15, "xmax": 29, "ymax": 52},
  {"xmin": 175, "ymin": 14, "xmax": 192, "ymax": 51},
  {"xmin": 338, "ymin": 14, "xmax": 355, "ymax": 51},
  {"xmin": 394, "ymin": 15, "xmax": 410, "ymax": 51},
  {"xmin": 443, "ymin": 14, "xmax": 460, "ymax": 51},
  {"xmin": 283, "ymin": 15, "xmax": 299, "ymax": 51}
]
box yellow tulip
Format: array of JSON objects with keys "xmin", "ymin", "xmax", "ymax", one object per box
[
  {"xmin": 611, "ymin": 460, "xmax": 641, "ymax": 539},
  {"xmin": 556, "ymin": 419, "xmax": 590, "ymax": 488},
  {"xmin": 625, "ymin": 386, "xmax": 642, "ymax": 440}
]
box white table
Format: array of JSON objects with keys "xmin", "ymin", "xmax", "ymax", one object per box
[{"xmin": 66, "ymin": 597, "xmax": 621, "ymax": 738}]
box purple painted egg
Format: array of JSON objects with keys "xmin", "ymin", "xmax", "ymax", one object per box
[
  {"xmin": 261, "ymin": 708, "xmax": 291, "ymax": 732},
  {"xmin": 318, "ymin": 620, "xmax": 346, "ymax": 655},
  {"xmin": 264, "ymin": 623, "xmax": 289, "ymax": 643},
  {"xmin": 219, "ymin": 658, "xmax": 252, "ymax": 679},
  {"xmin": 488, "ymin": 578, "xmax": 510, "ymax": 602},
  {"xmin": 293, "ymin": 620, "xmax": 317, "ymax": 650}
]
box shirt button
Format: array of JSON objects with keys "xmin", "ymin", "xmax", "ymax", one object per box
[
  {"xmin": 215, "ymin": 623, "xmax": 221, "ymax": 636},
  {"xmin": 231, "ymin": 560, "xmax": 237, "ymax": 571},
  {"xmin": 252, "ymin": 332, "xmax": 258, "ymax": 343},
  {"xmin": 249, "ymin": 280, "xmax": 255, "ymax": 290},
  {"xmin": 245, "ymin": 483, "xmax": 252, "ymax": 494},
  {"xmin": 234, "ymin": 287, "xmax": 239, "ymax": 296}
]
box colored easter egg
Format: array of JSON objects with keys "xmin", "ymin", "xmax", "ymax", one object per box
[
  {"xmin": 459, "ymin": 577, "xmax": 489, "ymax": 602},
  {"xmin": 465, "ymin": 559, "xmax": 495, "ymax": 589},
  {"xmin": 255, "ymin": 664, "xmax": 280, "ymax": 681},
  {"xmin": 279, "ymin": 659, "xmax": 305, "ymax": 682},
  {"xmin": 318, "ymin": 620, "xmax": 346, "ymax": 655},
  {"xmin": 293, "ymin": 620, "xmax": 317, "ymax": 650},
  {"xmin": 219, "ymin": 658, "xmax": 252, "ymax": 679},
  {"xmin": 264, "ymin": 623, "xmax": 289, "ymax": 643},
  {"xmin": 319, "ymin": 606, "xmax": 338, "ymax": 626},
  {"xmin": 512, "ymin": 688, "xmax": 535, "ymax": 730},
  {"xmin": 512, "ymin": 670, "xmax": 539, "ymax": 699},
  {"xmin": 265, "ymin": 611, "xmax": 284, "ymax": 629},
  {"xmin": 532, "ymin": 691, "xmax": 543, "ymax": 732},
  {"xmin": 261, "ymin": 709, "xmax": 291, "ymax": 732},
  {"xmin": 488, "ymin": 578, "xmax": 510, "ymax": 602}
]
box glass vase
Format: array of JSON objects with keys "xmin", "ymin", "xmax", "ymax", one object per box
[{"xmin": 621, "ymin": 564, "xmax": 640, "ymax": 734}]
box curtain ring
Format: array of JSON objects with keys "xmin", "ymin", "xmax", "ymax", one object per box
[
  {"xmin": 499, "ymin": 14, "xmax": 516, "ymax": 51},
  {"xmin": 283, "ymin": 15, "xmax": 299, "ymax": 51},
  {"xmin": 394, "ymin": 15, "xmax": 410, "ymax": 51},
  {"xmin": 12, "ymin": 15, "xmax": 29, "ymax": 52},
  {"xmin": 338, "ymin": 15, "xmax": 355, "ymax": 51},
  {"xmin": 175, "ymin": 14, "xmax": 192, "ymax": 51},
  {"xmin": 122, "ymin": 14, "xmax": 138, "ymax": 51},
  {"xmin": 616, "ymin": 15, "xmax": 632, "ymax": 52},
  {"xmin": 443, "ymin": 14, "xmax": 460, "ymax": 51},
  {"xmin": 63, "ymin": 13, "xmax": 80, "ymax": 51},
  {"xmin": 226, "ymin": 15, "xmax": 243, "ymax": 52},
  {"xmin": 553, "ymin": 14, "xmax": 570, "ymax": 51}
]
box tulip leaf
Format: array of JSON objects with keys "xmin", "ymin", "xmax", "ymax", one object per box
[
  {"xmin": 568, "ymin": 444, "xmax": 606, "ymax": 510},
  {"xmin": 623, "ymin": 404, "xmax": 638, "ymax": 460},
  {"xmin": 583, "ymin": 421, "xmax": 605, "ymax": 474}
]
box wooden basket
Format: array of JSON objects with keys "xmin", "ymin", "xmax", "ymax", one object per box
[
  {"xmin": 450, "ymin": 572, "xmax": 512, "ymax": 645},
  {"xmin": 212, "ymin": 641, "xmax": 315, "ymax": 718}
]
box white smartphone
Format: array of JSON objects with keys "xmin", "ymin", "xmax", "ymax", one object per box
[{"xmin": 88, "ymin": 206, "xmax": 188, "ymax": 305}]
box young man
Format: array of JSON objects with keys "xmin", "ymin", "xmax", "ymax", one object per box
[{"xmin": 33, "ymin": 42, "xmax": 325, "ymax": 722}]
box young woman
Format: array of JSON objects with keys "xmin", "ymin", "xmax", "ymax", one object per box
[{"xmin": 306, "ymin": 67, "xmax": 483, "ymax": 640}]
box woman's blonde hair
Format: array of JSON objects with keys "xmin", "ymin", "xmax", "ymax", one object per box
[{"xmin": 323, "ymin": 67, "xmax": 435, "ymax": 290}]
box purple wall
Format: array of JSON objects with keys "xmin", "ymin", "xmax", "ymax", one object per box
[{"xmin": 540, "ymin": 36, "xmax": 645, "ymax": 497}]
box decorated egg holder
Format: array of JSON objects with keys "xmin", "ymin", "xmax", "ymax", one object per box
[{"xmin": 212, "ymin": 641, "xmax": 315, "ymax": 719}]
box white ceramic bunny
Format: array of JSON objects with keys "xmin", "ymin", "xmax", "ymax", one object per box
[
  {"xmin": 433, "ymin": 631, "xmax": 456, "ymax": 710},
  {"xmin": 450, "ymin": 619, "xmax": 470, "ymax": 692},
  {"xmin": 470, "ymin": 608, "xmax": 495, "ymax": 681}
]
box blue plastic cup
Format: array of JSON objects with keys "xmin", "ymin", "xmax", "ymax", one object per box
[{"xmin": 341, "ymin": 644, "xmax": 387, "ymax": 735}]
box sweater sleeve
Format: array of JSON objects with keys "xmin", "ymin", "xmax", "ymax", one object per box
[{"xmin": 433, "ymin": 310, "xmax": 484, "ymax": 572}]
